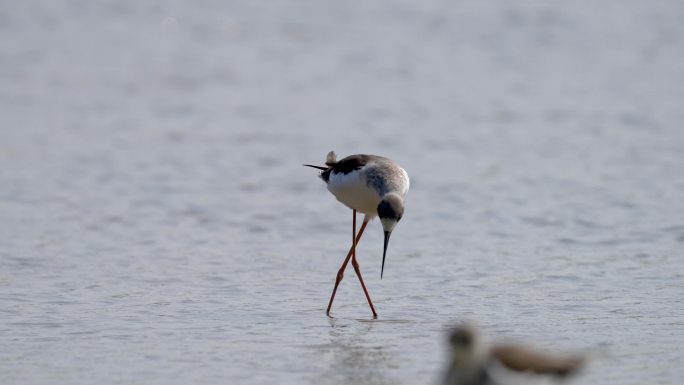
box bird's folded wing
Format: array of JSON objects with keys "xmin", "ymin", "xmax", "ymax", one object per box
[{"xmin": 491, "ymin": 344, "xmax": 584, "ymax": 377}]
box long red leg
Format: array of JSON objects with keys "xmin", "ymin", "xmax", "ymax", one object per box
[
  {"xmin": 326, "ymin": 210, "xmax": 368, "ymax": 317},
  {"xmin": 350, "ymin": 211, "xmax": 378, "ymax": 318}
]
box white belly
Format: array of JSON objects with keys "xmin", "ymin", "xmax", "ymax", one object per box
[{"xmin": 327, "ymin": 171, "xmax": 382, "ymax": 215}]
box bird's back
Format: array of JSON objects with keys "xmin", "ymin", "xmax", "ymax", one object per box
[{"xmin": 326, "ymin": 154, "xmax": 409, "ymax": 215}]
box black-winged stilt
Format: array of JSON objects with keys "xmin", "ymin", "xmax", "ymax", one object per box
[{"xmin": 305, "ymin": 151, "xmax": 410, "ymax": 318}]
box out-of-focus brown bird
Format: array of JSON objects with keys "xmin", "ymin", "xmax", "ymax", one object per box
[{"xmin": 443, "ymin": 323, "xmax": 586, "ymax": 385}]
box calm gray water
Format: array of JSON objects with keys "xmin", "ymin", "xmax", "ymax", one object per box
[{"xmin": 1, "ymin": 1, "xmax": 684, "ymax": 384}]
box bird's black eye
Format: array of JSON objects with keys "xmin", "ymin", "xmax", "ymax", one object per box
[
  {"xmin": 377, "ymin": 200, "xmax": 397, "ymax": 219},
  {"xmin": 450, "ymin": 332, "xmax": 472, "ymax": 347}
]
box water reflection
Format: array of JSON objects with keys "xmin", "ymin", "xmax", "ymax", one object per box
[{"xmin": 317, "ymin": 317, "xmax": 398, "ymax": 385}]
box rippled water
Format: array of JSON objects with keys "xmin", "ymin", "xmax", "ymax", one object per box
[{"xmin": 1, "ymin": 1, "xmax": 684, "ymax": 384}]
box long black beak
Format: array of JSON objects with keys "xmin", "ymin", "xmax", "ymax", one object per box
[{"xmin": 381, "ymin": 231, "xmax": 392, "ymax": 279}]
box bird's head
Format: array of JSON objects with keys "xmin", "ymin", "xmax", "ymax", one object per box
[
  {"xmin": 448, "ymin": 322, "xmax": 487, "ymax": 369},
  {"xmin": 377, "ymin": 193, "xmax": 405, "ymax": 279}
]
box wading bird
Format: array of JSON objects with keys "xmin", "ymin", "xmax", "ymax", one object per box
[{"xmin": 305, "ymin": 151, "xmax": 409, "ymax": 318}]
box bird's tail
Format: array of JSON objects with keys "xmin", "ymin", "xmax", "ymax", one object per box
[
  {"xmin": 303, "ymin": 164, "xmax": 327, "ymax": 170},
  {"xmin": 304, "ymin": 151, "xmax": 338, "ymax": 170}
]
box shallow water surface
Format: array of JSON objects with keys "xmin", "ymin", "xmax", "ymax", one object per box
[{"xmin": 1, "ymin": 1, "xmax": 684, "ymax": 384}]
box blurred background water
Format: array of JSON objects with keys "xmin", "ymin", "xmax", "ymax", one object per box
[{"xmin": 1, "ymin": 1, "xmax": 683, "ymax": 384}]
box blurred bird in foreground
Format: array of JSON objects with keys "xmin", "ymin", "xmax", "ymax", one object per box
[{"xmin": 443, "ymin": 323, "xmax": 586, "ymax": 385}]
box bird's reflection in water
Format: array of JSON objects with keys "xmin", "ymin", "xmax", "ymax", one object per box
[{"xmin": 317, "ymin": 317, "xmax": 400, "ymax": 385}]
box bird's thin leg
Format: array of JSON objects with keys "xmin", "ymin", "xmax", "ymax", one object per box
[
  {"xmin": 350, "ymin": 211, "xmax": 378, "ymax": 318},
  {"xmin": 326, "ymin": 210, "xmax": 368, "ymax": 317}
]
